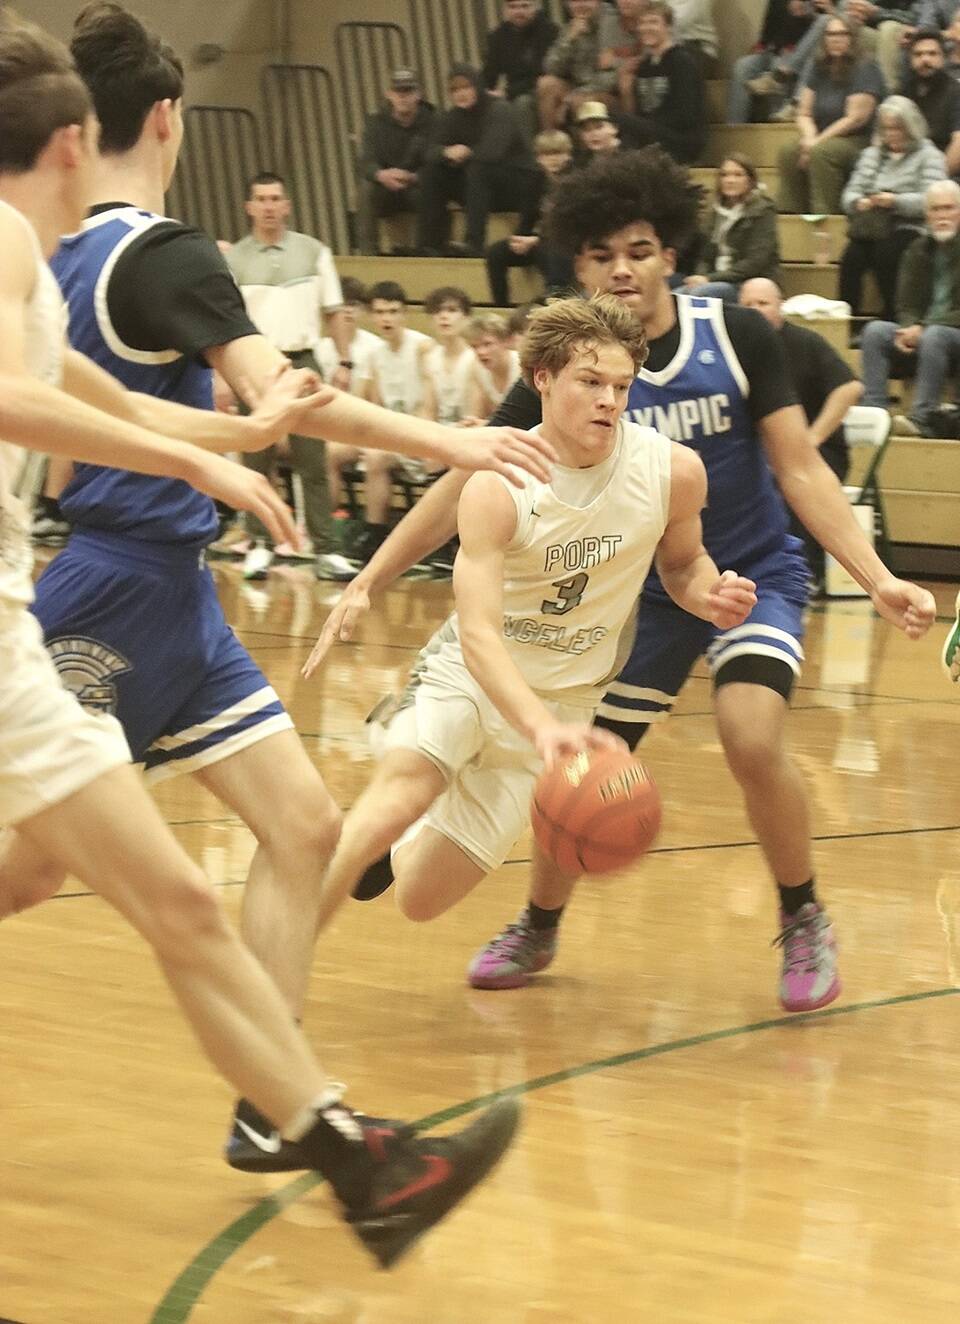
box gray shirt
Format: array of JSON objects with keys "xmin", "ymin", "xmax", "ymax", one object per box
[{"xmin": 225, "ymin": 229, "xmax": 343, "ymax": 352}]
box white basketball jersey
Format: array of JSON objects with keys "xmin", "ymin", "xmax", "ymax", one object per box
[
  {"xmin": 423, "ymin": 342, "xmax": 476, "ymax": 424},
  {"xmin": 449, "ymin": 419, "xmax": 673, "ymax": 705},
  {"xmin": 0, "ymin": 200, "xmax": 67, "ymax": 610},
  {"xmin": 367, "ymin": 328, "xmax": 430, "ymax": 413},
  {"xmin": 475, "ymin": 349, "xmax": 520, "ymax": 409}
]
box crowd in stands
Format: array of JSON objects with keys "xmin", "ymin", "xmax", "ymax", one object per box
[{"xmin": 33, "ymin": 0, "xmax": 960, "ymax": 586}]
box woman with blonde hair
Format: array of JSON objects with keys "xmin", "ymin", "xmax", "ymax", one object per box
[
  {"xmin": 683, "ymin": 153, "xmax": 781, "ymax": 302},
  {"xmin": 839, "ymin": 94, "xmax": 946, "ymax": 318}
]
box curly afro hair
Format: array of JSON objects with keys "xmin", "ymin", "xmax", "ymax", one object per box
[{"xmin": 543, "ymin": 146, "xmax": 702, "ymax": 257}]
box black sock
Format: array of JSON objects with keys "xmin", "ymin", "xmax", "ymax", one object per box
[
  {"xmin": 778, "ymin": 879, "xmax": 816, "ymax": 917},
  {"xmin": 527, "ymin": 901, "xmax": 564, "ymax": 931},
  {"xmin": 38, "ymin": 495, "xmax": 62, "ymax": 519}
]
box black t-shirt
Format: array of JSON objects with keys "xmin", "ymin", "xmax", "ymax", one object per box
[
  {"xmin": 778, "ymin": 319, "xmax": 854, "ymax": 456},
  {"xmin": 91, "ymin": 202, "xmax": 258, "ymax": 359},
  {"xmin": 492, "ymin": 297, "xmax": 797, "ymax": 430}
]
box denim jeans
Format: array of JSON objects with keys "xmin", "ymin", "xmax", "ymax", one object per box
[{"xmin": 860, "ymin": 319, "xmax": 960, "ymax": 423}]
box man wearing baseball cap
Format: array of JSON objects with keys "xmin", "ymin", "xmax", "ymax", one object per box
[{"xmin": 356, "ymin": 67, "xmax": 435, "ymax": 253}]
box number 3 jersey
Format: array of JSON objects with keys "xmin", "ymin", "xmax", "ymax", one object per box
[{"xmin": 441, "ymin": 419, "xmax": 673, "ymax": 708}]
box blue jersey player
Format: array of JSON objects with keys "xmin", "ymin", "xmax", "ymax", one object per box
[
  {"xmin": 310, "ymin": 148, "xmax": 936, "ymax": 1013},
  {"xmin": 0, "ymin": 3, "xmax": 554, "ymax": 1175}
]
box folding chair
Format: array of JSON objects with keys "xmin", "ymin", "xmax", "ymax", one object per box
[{"xmin": 844, "ymin": 404, "xmax": 892, "ymax": 563}]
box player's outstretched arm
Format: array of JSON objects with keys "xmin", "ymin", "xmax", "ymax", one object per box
[
  {"xmin": 761, "ymin": 405, "xmax": 936, "ymax": 636},
  {"xmin": 209, "ymin": 334, "xmax": 557, "ymax": 487},
  {"xmin": 302, "ymin": 469, "xmax": 469, "ymax": 677},
  {"xmin": 63, "ymin": 350, "xmax": 331, "ymax": 454},
  {"xmin": 456, "ymin": 473, "xmax": 624, "ymax": 768},
  {"xmin": 655, "ymin": 445, "xmax": 758, "ymax": 627}
]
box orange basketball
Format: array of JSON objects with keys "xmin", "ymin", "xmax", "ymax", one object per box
[{"xmin": 531, "ymin": 748, "xmax": 662, "ymax": 876}]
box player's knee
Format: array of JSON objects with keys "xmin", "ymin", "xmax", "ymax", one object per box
[
  {"xmin": 721, "ymin": 727, "xmax": 779, "ymax": 785},
  {"xmin": 149, "ymin": 872, "xmax": 229, "ymax": 961},
  {"xmin": 395, "ymin": 882, "xmax": 449, "ymax": 923},
  {"xmin": 0, "ymin": 863, "xmax": 65, "ymax": 917},
  {"xmin": 266, "ymin": 782, "xmax": 342, "ymax": 860}
]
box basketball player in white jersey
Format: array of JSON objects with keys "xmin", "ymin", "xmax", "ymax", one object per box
[
  {"xmin": 467, "ymin": 313, "xmax": 521, "ymax": 420},
  {"xmin": 0, "ymin": 10, "xmax": 519, "ymax": 1266},
  {"xmin": 306, "ymin": 148, "xmax": 936, "ymax": 1013},
  {"xmin": 304, "ymin": 296, "xmax": 756, "ymax": 936},
  {"xmin": 326, "ymin": 279, "xmax": 434, "ymax": 564},
  {"xmin": 421, "ymin": 285, "xmax": 478, "ymax": 427}
]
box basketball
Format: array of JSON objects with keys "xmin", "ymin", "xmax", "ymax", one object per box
[{"xmin": 531, "ymin": 749, "xmax": 662, "ymax": 876}]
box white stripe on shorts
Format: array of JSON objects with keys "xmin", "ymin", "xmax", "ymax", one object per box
[
  {"xmin": 707, "ymin": 641, "xmax": 803, "ymax": 676},
  {"xmin": 603, "ymin": 680, "xmax": 675, "ymax": 703},
  {"xmin": 706, "ymin": 623, "xmax": 804, "ymax": 663},
  {"xmin": 594, "ymin": 702, "xmax": 670, "ymax": 724},
  {"xmin": 147, "ymin": 685, "xmax": 280, "ymax": 752},
  {"xmin": 144, "ymin": 712, "xmax": 294, "ymax": 784}
]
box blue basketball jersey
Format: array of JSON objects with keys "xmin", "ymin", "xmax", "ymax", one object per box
[
  {"xmin": 51, "ymin": 207, "xmax": 218, "ymax": 546},
  {"xmin": 626, "ymin": 296, "xmax": 790, "ymax": 597}
]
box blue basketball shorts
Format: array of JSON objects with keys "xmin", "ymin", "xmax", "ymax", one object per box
[
  {"xmin": 31, "ymin": 530, "xmax": 293, "ymax": 783},
  {"xmin": 595, "ymin": 538, "xmax": 810, "ymax": 733}
]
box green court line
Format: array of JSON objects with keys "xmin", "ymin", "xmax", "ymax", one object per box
[{"xmin": 150, "ymin": 985, "xmax": 960, "ymax": 1324}]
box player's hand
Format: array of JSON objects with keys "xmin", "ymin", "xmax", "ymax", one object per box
[
  {"xmin": 439, "ymin": 425, "xmax": 556, "ymax": 486},
  {"xmin": 192, "ymin": 454, "xmax": 300, "ymax": 547},
  {"xmin": 703, "ymin": 570, "xmax": 758, "ymax": 630},
  {"xmin": 534, "ymin": 721, "xmax": 628, "ymax": 772},
  {"xmin": 870, "ymin": 575, "xmax": 936, "ymax": 639},
  {"xmin": 246, "ymin": 365, "xmax": 334, "ymax": 450},
  {"xmin": 302, "ymin": 579, "xmax": 372, "ymax": 677}
]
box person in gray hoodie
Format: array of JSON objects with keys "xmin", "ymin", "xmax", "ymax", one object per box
[
  {"xmin": 416, "ymin": 63, "xmax": 540, "ymax": 256},
  {"xmin": 839, "ymin": 93, "xmax": 946, "ymax": 316}
]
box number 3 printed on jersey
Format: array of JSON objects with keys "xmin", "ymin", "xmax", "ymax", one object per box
[{"xmin": 541, "ymin": 571, "xmax": 589, "ymax": 616}]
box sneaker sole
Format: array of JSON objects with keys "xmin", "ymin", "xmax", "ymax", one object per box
[
  {"xmin": 780, "ymin": 975, "xmax": 841, "ymax": 1014},
  {"xmin": 351, "ymin": 1097, "xmax": 521, "ymax": 1269},
  {"xmin": 467, "ymin": 949, "xmax": 555, "ymax": 991},
  {"xmin": 942, "ymin": 589, "xmax": 960, "ymax": 682}
]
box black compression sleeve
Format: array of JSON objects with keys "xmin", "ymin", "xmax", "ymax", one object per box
[{"xmin": 722, "ymin": 305, "xmax": 800, "ymax": 427}]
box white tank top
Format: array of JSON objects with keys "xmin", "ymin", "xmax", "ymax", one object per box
[
  {"xmin": 0, "ymin": 200, "xmax": 67, "ymax": 610},
  {"xmin": 368, "ymin": 328, "xmax": 430, "ymax": 413},
  {"xmin": 445, "ymin": 419, "xmax": 673, "ymax": 706},
  {"xmin": 474, "ymin": 349, "xmax": 519, "ymax": 410},
  {"xmin": 423, "ymin": 342, "xmax": 476, "ymax": 424}
]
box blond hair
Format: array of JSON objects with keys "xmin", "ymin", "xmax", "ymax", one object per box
[
  {"xmin": 520, "ymin": 294, "xmax": 648, "ymax": 388},
  {"xmin": 534, "ymin": 129, "xmax": 572, "ymax": 155},
  {"xmin": 467, "ymin": 313, "xmax": 511, "ymax": 343}
]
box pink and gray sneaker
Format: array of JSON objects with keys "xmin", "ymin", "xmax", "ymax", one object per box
[
  {"xmin": 775, "ymin": 901, "xmax": 841, "ymax": 1012},
  {"xmin": 467, "ymin": 909, "xmax": 558, "ymax": 989}
]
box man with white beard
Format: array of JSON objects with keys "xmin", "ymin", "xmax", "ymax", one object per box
[{"xmin": 860, "ymin": 179, "xmax": 960, "ymax": 438}]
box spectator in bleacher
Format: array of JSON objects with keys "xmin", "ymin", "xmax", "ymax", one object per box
[
  {"xmin": 466, "ymin": 314, "xmax": 522, "ymax": 417},
  {"xmin": 538, "ymin": 0, "xmax": 609, "ymax": 128},
  {"xmin": 682, "ymin": 154, "xmax": 782, "ymax": 302},
  {"xmin": 482, "ymin": 0, "xmax": 560, "ymax": 142},
  {"xmin": 777, "ymin": 15, "xmax": 885, "ymax": 214},
  {"xmin": 740, "ymin": 276, "xmax": 864, "ymax": 585},
  {"xmin": 356, "ymin": 67, "xmax": 435, "ymax": 256},
  {"xmin": 669, "ymin": 0, "xmax": 720, "ymax": 75},
  {"xmin": 839, "ymin": 94, "xmax": 946, "ymax": 317},
  {"xmin": 485, "ymin": 129, "xmax": 575, "ymax": 305},
  {"xmin": 902, "ymin": 28, "xmax": 960, "ymax": 172},
  {"xmin": 329, "ymin": 281, "xmax": 433, "ymax": 564},
  {"xmin": 421, "ymin": 287, "xmax": 478, "ymax": 426},
  {"xmin": 859, "ymin": 178, "xmax": 960, "ymax": 433},
  {"xmin": 573, "ymin": 99, "xmax": 627, "ymax": 161},
  {"xmin": 617, "ymin": 1, "xmax": 707, "ymax": 163},
  {"xmin": 750, "ymin": 2, "xmax": 919, "ymax": 113},
  {"xmin": 416, "ymin": 63, "xmax": 540, "ymax": 257},
  {"xmin": 225, "ymin": 171, "xmax": 350, "ymax": 581},
  {"xmin": 728, "ymin": 1, "xmax": 817, "ymax": 123},
  {"xmin": 594, "ymin": 0, "xmax": 647, "ymax": 104}
]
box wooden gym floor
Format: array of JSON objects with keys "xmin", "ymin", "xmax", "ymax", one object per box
[{"xmin": 2, "ymin": 564, "xmax": 960, "ymax": 1324}]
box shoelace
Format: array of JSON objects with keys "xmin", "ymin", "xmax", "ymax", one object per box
[
  {"xmin": 773, "ymin": 914, "xmax": 821, "ymax": 972},
  {"xmin": 490, "ymin": 921, "xmax": 541, "ymax": 957}
]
